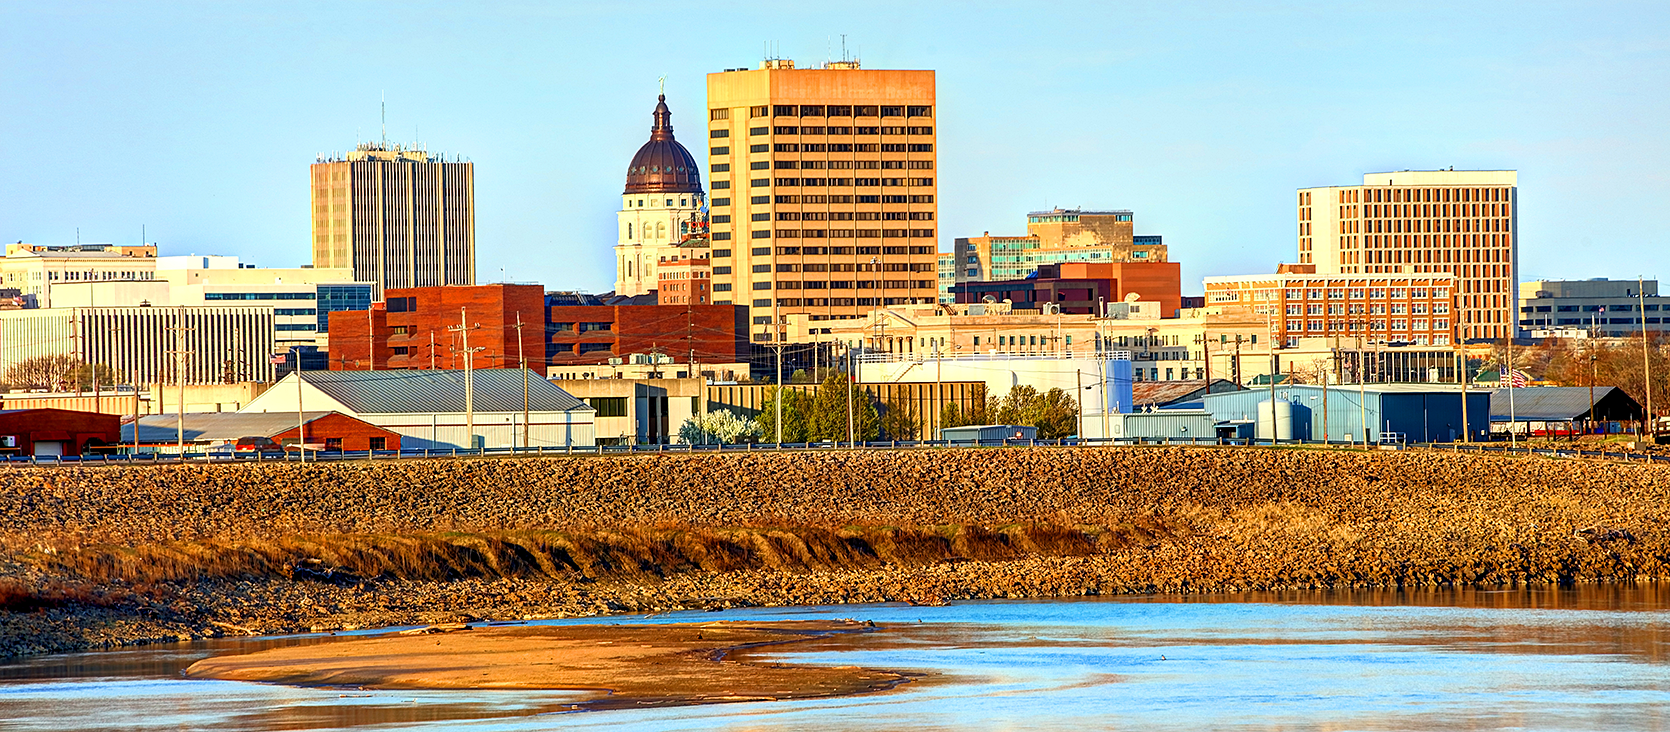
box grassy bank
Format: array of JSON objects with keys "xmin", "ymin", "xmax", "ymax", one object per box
[{"xmin": 0, "ymin": 446, "xmax": 1666, "ymax": 657}]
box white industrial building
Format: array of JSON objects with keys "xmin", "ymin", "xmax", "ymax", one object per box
[{"xmin": 241, "ymin": 369, "xmax": 595, "ymax": 450}]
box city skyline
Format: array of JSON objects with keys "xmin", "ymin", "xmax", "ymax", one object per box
[{"xmin": 3, "ymin": 1, "xmax": 1666, "ymax": 296}]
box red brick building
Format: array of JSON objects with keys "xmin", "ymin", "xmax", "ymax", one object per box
[
  {"xmin": 0, "ymin": 408, "xmax": 121, "ymax": 457},
  {"xmin": 951, "ymin": 261, "xmax": 1183, "ymax": 316},
  {"xmin": 547, "ymin": 302, "xmax": 749, "ymax": 366},
  {"xmin": 125, "ymin": 411, "xmax": 402, "ymax": 452},
  {"xmin": 328, "ymin": 284, "xmax": 547, "ymax": 370},
  {"xmin": 656, "ymin": 250, "xmax": 712, "ymax": 306}
]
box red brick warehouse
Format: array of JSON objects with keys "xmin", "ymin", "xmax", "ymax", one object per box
[{"xmin": 328, "ymin": 284, "xmax": 547, "ymax": 370}]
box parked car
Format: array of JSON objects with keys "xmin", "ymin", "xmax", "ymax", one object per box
[{"xmin": 233, "ymin": 436, "xmax": 282, "ymax": 452}]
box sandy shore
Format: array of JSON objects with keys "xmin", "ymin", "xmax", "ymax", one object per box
[{"xmin": 183, "ymin": 619, "xmax": 909, "ymax": 709}]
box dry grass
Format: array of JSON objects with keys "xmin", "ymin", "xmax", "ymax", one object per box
[{"xmin": 27, "ymin": 522, "xmax": 1171, "ymax": 586}]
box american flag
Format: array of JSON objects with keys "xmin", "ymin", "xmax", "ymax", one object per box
[
  {"xmin": 1507, "ymin": 368, "xmax": 1529, "ymax": 388},
  {"xmin": 270, "ymin": 354, "xmax": 288, "ymax": 365}
]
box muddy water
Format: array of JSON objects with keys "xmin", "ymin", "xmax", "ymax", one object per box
[{"xmin": 4, "ymin": 586, "xmax": 1669, "ymax": 731}]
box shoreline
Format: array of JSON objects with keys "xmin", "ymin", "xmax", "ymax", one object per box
[{"xmin": 3, "ymin": 447, "xmax": 1668, "ymax": 659}]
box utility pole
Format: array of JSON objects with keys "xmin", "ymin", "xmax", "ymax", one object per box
[
  {"xmin": 774, "ymin": 344, "xmax": 783, "ymax": 444},
  {"xmin": 294, "ymin": 345, "xmax": 306, "ymax": 463},
  {"xmin": 167, "ymin": 307, "xmax": 193, "ymax": 458},
  {"xmin": 514, "ymin": 312, "xmax": 529, "ymax": 451},
  {"xmin": 1459, "ymin": 344, "xmax": 1470, "ymax": 443},
  {"xmin": 1507, "ymin": 336, "xmax": 1518, "ymax": 448},
  {"xmin": 846, "ymin": 342, "xmax": 855, "ymax": 446},
  {"xmin": 367, "ymin": 309, "xmax": 375, "ymax": 371},
  {"xmin": 1640, "ymin": 277, "xmax": 1654, "ymax": 442},
  {"xmin": 1267, "ymin": 325, "xmax": 1278, "ymax": 444},
  {"xmin": 430, "ymin": 331, "xmax": 437, "ymax": 370},
  {"xmin": 449, "ymin": 308, "xmax": 483, "ymax": 451}
]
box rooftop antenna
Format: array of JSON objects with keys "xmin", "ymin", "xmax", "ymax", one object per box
[
  {"xmin": 380, "ymin": 92, "xmax": 386, "ymax": 147},
  {"xmin": 842, "ymin": 34, "xmax": 849, "ymax": 62}
]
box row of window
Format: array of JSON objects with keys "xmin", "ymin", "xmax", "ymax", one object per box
[
  {"xmin": 204, "ymin": 292, "xmax": 317, "ymax": 301},
  {"xmin": 710, "ymin": 105, "xmax": 930, "ymax": 120},
  {"xmin": 774, "ymin": 159, "xmax": 932, "ymax": 169},
  {"xmin": 712, "ymin": 126, "xmax": 933, "ymax": 138},
  {"xmin": 1523, "ymin": 303, "xmax": 1664, "ymax": 313},
  {"xmin": 1284, "ymin": 303, "xmax": 1450, "ymax": 315},
  {"xmin": 760, "ymin": 280, "xmax": 934, "ymax": 290},
  {"xmin": 765, "ymin": 297, "xmax": 923, "ymax": 309},
  {"xmin": 772, "ymin": 262, "xmax": 934, "ymax": 272},
  {"xmin": 1284, "ymin": 319, "xmax": 1449, "ymax": 331},
  {"xmin": 769, "ymin": 177, "xmax": 933, "ymax": 187},
  {"xmin": 773, "ymin": 229, "xmax": 935, "ymax": 238},
  {"xmin": 777, "ymin": 212, "xmax": 933, "ymax": 220},
  {"xmin": 1324, "ymin": 186, "xmax": 1509, "ymax": 205},
  {"xmin": 550, "ymin": 322, "xmax": 613, "ymax": 332},
  {"xmin": 711, "ymin": 245, "xmax": 935, "ymax": 258},
  {"xmin": 1527, "ymin": 317, "xmax": 1666, "ymax": 326}
]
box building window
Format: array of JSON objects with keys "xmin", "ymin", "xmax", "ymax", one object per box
[
  {"xmin": 368, "ymin": 437, "xmax": 386, "ymax": 450},
  {"xmin": 590, "ymin": 397, "xmax": 628, "ymax": 417}
]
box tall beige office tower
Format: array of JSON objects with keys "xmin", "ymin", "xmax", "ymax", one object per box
[
  {"xmin": 706, "ymin": 60, "xmax": 939, "ymax": 343},
  {"xmin": 1298, "ymin": 170, "xmax": 1517, "ymax": 341},
  {"xmin": 311, "ymin": 144, "xmax": 475, "ymax": 297}
]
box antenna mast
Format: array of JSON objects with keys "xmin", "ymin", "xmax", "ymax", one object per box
[{"xmin": 380, "ymin": 92, "xmax": 386, "ymax": 146}]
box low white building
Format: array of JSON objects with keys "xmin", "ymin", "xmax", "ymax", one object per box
[{"xmin": 241, "ymin": 368, "xmax": 595, "ymax": 450}]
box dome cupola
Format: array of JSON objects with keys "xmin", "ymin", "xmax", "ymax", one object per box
[{"xmin": 624, "ymin": 94, "xmax": 703, "ymax": 195}]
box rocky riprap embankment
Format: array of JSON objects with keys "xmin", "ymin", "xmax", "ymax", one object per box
[{"xmin": 0, "ymin": 446, "xmax": 1666, "ymax": 658}]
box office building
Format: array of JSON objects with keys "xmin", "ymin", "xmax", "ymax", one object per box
[
  {"xmin": 52, "ymin": 255, "xmax": 373, "ymax": 352},
  {"xmin": 1518, "ymin": 279, "xmax": 1670, "ymax": 337},
  {"xmin": 617, "ymin": 95, "xmax": 707, "ymax": 297},
  {"xmin": 548, "ymin": 297, "xmax": 749, "ymax": 369},
  {"xmin": 953, "ymin": 209, "xmax": 1168, "ymax": 284},
  {"xmin": 311, "ymin": 143, "xmax": 475, "ymax": 296},
  {"xmin": 706, "ymin": 59, "xmax": 940, "ymax": 343},
  {"xmin": 0, "ymin": 305, "xmax": 277, "ymax": 385},
  {"xmin": 936, "ymin": 252, "xmax": 956, "ymax": 304},
  {"xmin": 1, "ymin": 243, "xmax": 158, "ymax": 308},
  {"xmin": 326, "ymin": 284, "xmax": 546, "ymax": 371},
  {"xmin": 1298, "ymin": 170, "xmax": 1516, "ymax": 341},
  {"xmin": 656, "ymin": 246, "xmax": 713, "ymax": 305},
  {"xmin": 1204, "ymin": 265, "xmax": 1458, "ymax": 347},
  {"xmin": 952, "ymin": 261, "xmax": 1182, "ymax": 316}
]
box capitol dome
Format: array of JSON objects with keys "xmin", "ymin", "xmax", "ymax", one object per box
[{"xmin": 623, "ymin": 95, "xmax": 703, "ymax": 195}]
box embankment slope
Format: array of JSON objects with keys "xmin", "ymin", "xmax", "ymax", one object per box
[{"xmin": 0, "ymin": 447, "xmax": 1665, "ymax": 657}]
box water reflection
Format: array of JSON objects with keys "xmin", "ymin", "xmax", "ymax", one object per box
[{"xmin": 2, "ymin": 584, "xmax": 1668, "ymax": 731}]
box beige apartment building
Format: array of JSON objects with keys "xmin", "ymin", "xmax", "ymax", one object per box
[
  {"xmin": 1298, "ymin": 170, "xmax": 1516, "ymax": 342},
  {"xmin": 311, "ymin": 143, "xmax": 475, "ymax": 296},
  {"xmin": 1, "ymin": 243, "xmax": 158, "ymax": 307},
  {"xmin": 706, "ymin": 60, "xmax": 940, "ymax": 343},
  {"xmin": 953, "ymin": 209, "xmax": 1167, "ymax": 284},
  {"xmin": 1204, "ymin": 265, "xmax": 1458, "ymax": 347}
]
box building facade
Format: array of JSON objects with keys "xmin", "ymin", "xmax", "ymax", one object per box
[
  {"xmin": 1518, "ymin": 279, "xmax": 1670, "ymax": 337},
  {"xmin": 326, "ymin": 284, "xmax": 546, "ymax": 371},
  {"xmin": 1298, "ymin": 170, "xmax": 1516, "ymax": 341},
  {"xmin": 656, "ymin": 247, "xmax": 713, "ymax": 305},
  {"xmin": 0, "ymin": 305, "xmax": 277, "ymax": 385},
  {"xmin": 547, "ymin": 301, "xmax": 749, "ymax": 368},
  {"xmin": 1, "ymin": 243, "xmax": 158, "ymax": 308},
  {"xmin": 953, "ymin": 209, "xmax": 1167, "ymax": 284},
  {"xmin": 311, "ymin": 143, "xmax": 475, "ymax": 296},
  {"xmin": 51, "ymin": 255, "xmax": 373, "ymax": 352},
  {"xmin": 706, "ymin": 60, "xmax": 941, "ymax": 343},
  {"xmin": 1203, "ymin": 267, "xmax": 1458, "ymax": 347},
  {"xmin": 951, "ymin": 261, "xmax": 1182, "ymax": 316},
  {"xmin": 936, "ymin": 252, "xmax": 956, "ymax": 304},
  {"xmin": 616, "ymin": 95, "xmax": 707, "ymax": 297}
]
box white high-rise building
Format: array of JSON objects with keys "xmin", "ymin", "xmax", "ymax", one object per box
[{"xmin": 614, "ymin": 94, "xmax": 705, "ymax": 297}]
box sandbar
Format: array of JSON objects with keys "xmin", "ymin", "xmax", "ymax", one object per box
[{"xmin": 184, "ymin": 619, "xmax": 910, "ymax": 709}]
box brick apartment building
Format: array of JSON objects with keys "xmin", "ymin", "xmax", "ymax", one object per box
[
  {"xmin": 951, "ymin": 261, "xmax": 1182, "ymax": 316},
  {"xmin": 326, "ymin": 284, "xmax": 749, "ymax": 371},
  {"xmin": 327, "ymin": 284, "xmax": 546, "ymax": 370},
  {"xmin": 548, "ymin": 297, "xmax": 749, "ymax": 367}
]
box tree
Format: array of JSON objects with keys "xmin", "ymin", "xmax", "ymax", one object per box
[
  {"xmin": 788, "ymin": 368, "xmax": 815, "ymax": 384},
  {"xmin": 756, "ymin": 387, "xmax": 813, "ymax": 443},
  {"xmin": 986, "ymin": 384, "xmax": 1080, "ymax": 439},
  {"xmin": 676, "ymin": 409, "xmax": 761, "ymax": 445},
  {"xmin": 2, "ymin": 355, "xmax": 113, "ymax": 391},
  {"xmin": 878, "ymin": 399, "xmax": 921, "ymax": 440}
]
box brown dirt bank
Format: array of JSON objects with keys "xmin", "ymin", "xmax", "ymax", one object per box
[
  {"xmin": 184, "ymin": 619, "xmax": 908, "ymax": 708},
  {"xmin": 1, "ymin": 446, "xmax": 1667, "ymax": 658}
]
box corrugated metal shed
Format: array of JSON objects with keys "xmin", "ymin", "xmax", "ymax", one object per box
[
  {"xmin": 1488, "ymin": 386, "xmax": 1641, "ymax": 422},
  {"xmin": 121, "ymin": 412, "xmax": 339, "ymax": 443},
  {"xmin": 298, "ymin": 369, "xmax": 591, "ymax": 415},
  {"xmin": 1132, "ymin": 379, "xmax": 1246, "ymax": 408}
]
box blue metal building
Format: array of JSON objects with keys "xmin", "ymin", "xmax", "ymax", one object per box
[{"xmin": 1201, "ymin": 384, "xmax": 1491, "ymax": 443}]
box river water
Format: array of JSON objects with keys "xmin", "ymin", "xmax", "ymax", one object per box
[{"xmin": 2, "ymin": 586, "xmax": 1668, "ymax": 731}]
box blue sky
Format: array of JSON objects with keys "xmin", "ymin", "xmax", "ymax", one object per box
[{"xmin": 2, "ymin": 1, "xmax": 1665, "ymax": 295}]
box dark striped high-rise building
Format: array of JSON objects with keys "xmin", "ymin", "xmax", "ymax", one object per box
[{"xmin": 311, "ymin": 144, "xmax": 475, "ymax": 297}]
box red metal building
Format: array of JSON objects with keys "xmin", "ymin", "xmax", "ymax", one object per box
[
  {"xmin": 0, "ymin": 409, "xmax": 121, "ymax": 457},
  {"xmin": 328, "ymin": 284, "xmax": 547, "ymax": 370}
]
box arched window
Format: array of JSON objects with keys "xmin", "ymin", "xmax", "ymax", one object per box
[
  {"xmin": 627, "ymin": 223, "xmax": 633, "ymax": 239},
  {"xmin": 655, "ymin": 222, "xmax": 666, "ymax": 239}
]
